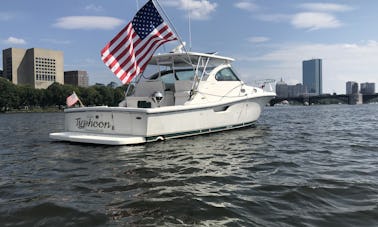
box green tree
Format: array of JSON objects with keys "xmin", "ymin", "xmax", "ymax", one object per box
[
  {"xmin": 0, "ymin": 79, "xmax": 125, "ymax": 112},
  {"xmin": 0, "ymin": 78, "xmax": 19, "ymax": 111}
]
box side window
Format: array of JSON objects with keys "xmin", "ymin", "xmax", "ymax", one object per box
[
  {"xmin": 176, "ymin": 70, "xmax": 196, "ymax": 81},
  {"xmin": 215, "ymin": 68, "xmax": 240, "ymax": 81}
]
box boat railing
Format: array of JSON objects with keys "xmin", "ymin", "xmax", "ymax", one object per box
[{"xmin": 253, "ymin": 79, "xmax": 275, "ymax": 92}]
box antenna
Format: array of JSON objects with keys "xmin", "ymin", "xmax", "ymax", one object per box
[{"xmin": 186, "ymin": 1, "xmax": 192, "ymax": 50}]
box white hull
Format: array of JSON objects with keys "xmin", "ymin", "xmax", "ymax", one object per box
[{"xmin": 50, "ymin": 95, "xmax": 273, "ymax": 145}]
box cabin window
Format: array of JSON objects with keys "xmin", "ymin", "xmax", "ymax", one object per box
[
  {"xmin": 215, "ymin": 68, "xmax": 240, "ymax": 81},
  {"xmin": 176, "ymin": 70, "xmax": 196, "ymax": 80}
]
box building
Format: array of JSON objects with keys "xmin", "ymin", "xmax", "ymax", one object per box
[
  {"xmin": 360, "ymin": 82, "xmax": 375, "ymax": 95},
  {"xmin": 107, "ymin": 81, "xmax": 119, "ymax": 88},
  {"xmin": 288, "ymin": 83, "xmax": 306, "ymax": 98},
  {"xmin": 2, "ymin": 47, "xmax": 64, "ymax": 89},
  {"xmin": 346, "ymin": 81, "xmax": 359, "ymax": 95},
  {"xmin": 346, "ymin": 81, "xmax": 362, "ymax": 104},
  {"xmin": 0, "ymin": 69, "xmax": 3, "ymax": 78},
  {"xmin": 302, "ymin": 59, "xmax": 322, "ymax": 95},
  {"xmin": 64, "ymin": 70, "xmax": 89, "ymax": 87},
  {"xmin": 275, "ymin": 78, "xmax": 288, "ymax": 98},
  {"xmin": 275, "ymin": 78, "xmax": 307, "ymax": 98}
]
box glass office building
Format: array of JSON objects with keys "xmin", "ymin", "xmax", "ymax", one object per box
[{"xmin": 302, "ymin": 59, "xmax": 322, "ymax": 95}]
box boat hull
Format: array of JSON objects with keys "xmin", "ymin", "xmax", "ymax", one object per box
[{"xmin": 50, "ymin": 95, "xmax": 273, "ymax": 145}]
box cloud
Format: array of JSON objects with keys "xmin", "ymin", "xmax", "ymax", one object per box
[
  {"xmin": 234, "ymin": 1, "xmax": 258, "ymax": 12},
  {"xmin": 53, "ymin": 16, "xmax": 124, "ymax": 30},
  {"xmin": 291, "ymin": 12, "xmax": 342, "ymax": 30},
  {"xmin": 237, "ymin": 41, "xmax": 378, "ymax": 93},
  {"xmin": 256, "ymin": 3, "xmax": 353, "ymax": 31},
  {"xmin": 299, "ymin": 3, "xmax": 353, "ymax": 12},
  {"xmin": 4, "ymin": 36, "xmax": 26, "ymax": 45},
  {"xmin": 161, "ymin": 0, "xmax": 217, "ymax": 20},
  {"xmin": 248, "ymin": 36, "xmax": 270, "ymax": 43}
]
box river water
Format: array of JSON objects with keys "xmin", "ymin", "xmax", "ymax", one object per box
[{"xmin": 1, "ymin": 104, "xmax": 377, "ymax": 226}]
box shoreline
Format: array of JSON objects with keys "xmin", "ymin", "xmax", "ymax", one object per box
[{"xmin": 1, "ymin": 107, "xmax": 63, "ymax": 114}]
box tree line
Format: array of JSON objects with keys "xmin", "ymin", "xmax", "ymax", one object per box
[{"xmin": 0, "ymin": 77, "xmax": 126, "ymax": 112}]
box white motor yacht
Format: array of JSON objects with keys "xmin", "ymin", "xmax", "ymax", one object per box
[{"xmin": 50, "ymin": 50, "xmax": 275, "ymax": 145}]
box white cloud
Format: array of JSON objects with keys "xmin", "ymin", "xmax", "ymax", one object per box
[
  {"xmin": 4, "ymin": 36, "xmax": 26, "ymax": 45},
  {"xmin": 161, "ymin": 0, "xmax": 217, "ymax": 20},
  {"xmin": 257, "ymin": 3, "xmax": 352, "ymax": 31},
  {"xmin": 248, "ymin": 36, "xmax": 270, "ymax": 43},
  {"xmin": 299, "ymin": 3, "xmax": 353, "ymax": 12},
  {"xmin": 53, "ymin": 16, "xmax": 124, "ymax": 30},
  {"xmin": 234, "ymin": 1, "xmax": 258, "ymax": 12},
  {"xmin": 237, "ymin": 41, "xmax": 378, "ymax": 94},
  {"xmin": 291, "ymin": 12, "xmax": 342, "ymax": 30}
]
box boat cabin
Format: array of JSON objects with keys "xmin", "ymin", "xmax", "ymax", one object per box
[{"xmin": 124, "ymin": 52, "xmax": 245, "ymax": 108}]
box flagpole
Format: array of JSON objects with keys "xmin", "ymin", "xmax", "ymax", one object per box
[
  {"xmin": 74, "ymin": 91, "xmax": 85, "ymax": 107},
  {"xmin": 186, "ymin": 0, "xmax": 192, "ymax": 51},
  {"xmin": 78, "ymin": 98, "xmax": 84, "ymax": 107}
]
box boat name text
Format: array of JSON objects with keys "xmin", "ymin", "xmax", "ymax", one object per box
[{"xmin": 75, "ymin": 117, "xmax": 111, "ymax": 129}]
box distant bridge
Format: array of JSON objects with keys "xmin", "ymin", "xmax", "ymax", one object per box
[{"xmin": 270, "ymin": 93, "xmax": 378, "ymax": 106}]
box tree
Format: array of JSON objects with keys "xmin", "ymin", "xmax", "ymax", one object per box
[
  {"xmin": 0, "ymin": 79, "xmax": 126, "ymax": 112},
  {"xmin": 0, "ymin": 78, "xmax": 19, "ymax": 111}
]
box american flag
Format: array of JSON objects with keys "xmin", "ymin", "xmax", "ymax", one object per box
[
  {"xmin": 101, "ymin": 0, "xmax": 177, "ymax": 84},
  {"xmin": 66, "ymin": 92, "xmax": 79, "ymax": 107}
]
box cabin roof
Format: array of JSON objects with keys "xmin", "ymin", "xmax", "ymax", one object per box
[{"xmin": 149, "ymin": 51, "xmax": 234, "ymax": 67}]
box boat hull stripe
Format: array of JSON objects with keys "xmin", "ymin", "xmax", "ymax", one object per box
[{"xmin": 146, "ymin": 121, "xmax": 255, "ymax": 142}]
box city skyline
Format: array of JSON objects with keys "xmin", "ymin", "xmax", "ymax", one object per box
[{"xmin": 1, "ymin": 1, "xmax": 378, "ymax": 94}]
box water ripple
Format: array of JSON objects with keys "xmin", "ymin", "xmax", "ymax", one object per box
[{"xmin": 1, "ymin": 105, "xmax": 378, "ymax": 226}]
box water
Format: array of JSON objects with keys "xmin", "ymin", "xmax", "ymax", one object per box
[{"xmin": 1, "ymin": 104, "xmax": 378, "ymax": 226}]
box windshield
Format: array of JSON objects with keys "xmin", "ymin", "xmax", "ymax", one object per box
[{"xmin": 149, "ymin": 67, "xmax": 213, "ymax": 83}]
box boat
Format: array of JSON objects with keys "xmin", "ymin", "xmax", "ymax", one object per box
[
  {"xmin": 50, "ymin": 50, "xmax": 275, "ymax": 145},
  {"xmin": 49, "ymin": 0, "xmax": 276, "ymax": 145}
]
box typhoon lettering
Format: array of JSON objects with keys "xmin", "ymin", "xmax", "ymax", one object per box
[{"xmin": 75, "ymin": 117, "xmax": 111, "ymax": 129}]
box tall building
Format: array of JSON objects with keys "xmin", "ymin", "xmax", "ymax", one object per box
[
  {"xmin": 64, "ymin": 70, "xmax": 89, "ymax": 87},
  {"xmin": 2, "ymin": 47, "xmax": 63, "ymax": 89},
  {"xmin": 360, "ymin": 82, "xmax": 375, "ymax": 95},
  {"xmin": 302, "ymin": 59, "xmax": 322, "ymax": 95},
  {"xmin": 346, "ymin": 81, "xmax": 358, "ymax": 95}
]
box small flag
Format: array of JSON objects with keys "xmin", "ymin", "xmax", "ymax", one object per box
[
  {"xmin": 66, "ymin": 92, "xmax": 79, "ymax": 107},
  {"xmin": 101, "ymin": 0, "xmax": 177, "ymax": 84}
]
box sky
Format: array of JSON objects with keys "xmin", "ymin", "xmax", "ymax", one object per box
[{"xmin": 1, "ymin": 0, "xmax": 378, "ymax": 94}]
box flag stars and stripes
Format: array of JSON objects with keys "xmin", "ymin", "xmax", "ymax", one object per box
[{"xmin": 132, "ymin": 1, "xmax": 163, "ymax": 39}]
